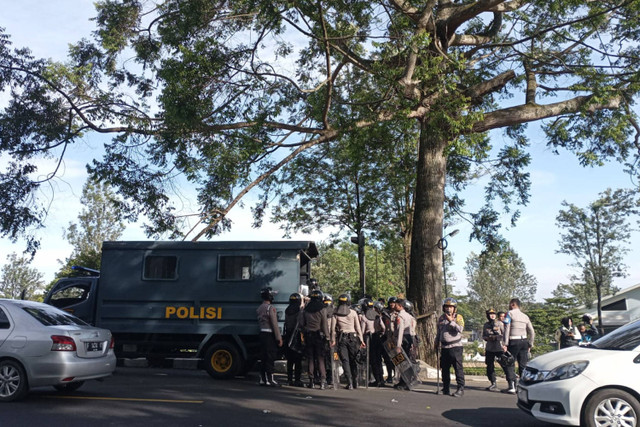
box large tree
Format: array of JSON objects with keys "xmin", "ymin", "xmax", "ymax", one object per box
[
  {"xmin": 0, "ymin": 252, "xmax": 44, "ymax": 300},
  {"xmin": 556, "ymin": 188, "xmax": 639, "ymax": 332},
  {"xmin": 464, "ymin": 243, "xmax": 537, "ymax": 326},
  {"xmin": 56, "ymin": 178, "xmax": 126, "ymax": 278},
  {"xmin": 2, "ymin": 0, "xmax": 640, "ymax": 362}
]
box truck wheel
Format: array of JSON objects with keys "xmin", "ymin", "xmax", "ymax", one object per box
[
  {"xmin": 583, "ymin": 389, "xmax": 640, "ymax": 427},
  {"xmin": 203, "ymin": 342, "xmax": 242, "ymax": 379},
  {"xmin": 0, "ymin": 360, "xmax": 29, "ymax": 402}
]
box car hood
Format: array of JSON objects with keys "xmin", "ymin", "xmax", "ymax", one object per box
[{"xmin": 528, "ymin": 346, "xmax": 638, "ymax": 371}]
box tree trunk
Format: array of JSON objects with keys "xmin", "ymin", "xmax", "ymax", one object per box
[{"xmin": 407, "ymin": 119, "xmax": 447, "ymax": 366}]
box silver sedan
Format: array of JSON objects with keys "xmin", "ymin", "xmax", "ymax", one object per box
[{"xmin": 0, "ymin": 299, "xmax": 116, "ymax": 401}]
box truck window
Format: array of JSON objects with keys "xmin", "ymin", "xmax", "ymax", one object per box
[
  {"xmin": 218, "ymin": 255, "xmax": 252, "ymax": 281},
  {"xmin": 49, "ymin": 284, "xmax": 90, "ymax": 308},
  {"xmin": 144, "ymin": 255, "xmax": 178, "ymax": 280}
]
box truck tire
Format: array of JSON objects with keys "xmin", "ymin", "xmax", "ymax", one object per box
[{"xmin": 203, "ymin": 342, "xmax": 243, "ymax": 379}]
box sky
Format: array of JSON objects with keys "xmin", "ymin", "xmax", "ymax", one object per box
[{"xmin": 1, "ymin": 1, "xmax": 640, "ymax": 301}]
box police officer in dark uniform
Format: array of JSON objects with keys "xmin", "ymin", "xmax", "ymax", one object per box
[
  {"xmin": 323, "ymin": 293, "xmax": 335, "ymax": 386},
  {"xmin": 257, "ymin": 287, "xmax": 283, "ymax": 386},
  {"xmin": 284, "ymin": 293, "xmax": 304, "ymax": 387},
  {"xmin": 331, "ymin": 293, "xmax": 365, "ymax": 389},
  {"xmin": 299, "ymin": 289, "xmax": 330, "ymax": 389},
  {"xmin": 381, "ymin": 296, "xmax": 397, "ymax": 383}
]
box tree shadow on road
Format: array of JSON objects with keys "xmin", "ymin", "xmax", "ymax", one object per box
[{"xmin": 442, "ymin": 407, "xmax": 555, "ymax": 426}]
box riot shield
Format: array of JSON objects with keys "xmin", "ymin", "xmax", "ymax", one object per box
[
  {"xmin": 382, "ymin": 339, "xmax": 420, "ymax": 390},
  {"xmin": 331, "ymin": 344, "xmax": 341, "ymax": 390}
]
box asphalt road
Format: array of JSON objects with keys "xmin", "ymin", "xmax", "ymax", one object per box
[{"xmin": 2, "ymin": 368, "xmax": 554, "ymax": 427}]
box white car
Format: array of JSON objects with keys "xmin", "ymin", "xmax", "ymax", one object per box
[
  {"xmin": 0, "ymin": 299, "xmax": 116, "ymax": 401},
  {"xmin": 517, "ymin": 318, "xmax": 640, "ymax": 426}
]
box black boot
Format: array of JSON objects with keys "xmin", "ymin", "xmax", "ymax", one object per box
[
  {"xmin": 452, "ymin": 386, "xmax": 464, "ymax": 397},
  {"xmin": 259, "ymin": 372, "xmax": 268, "ymax": 386},
  {"xmin": 306, "ymin": 377, "xmax": 314, "ymax": 389}
]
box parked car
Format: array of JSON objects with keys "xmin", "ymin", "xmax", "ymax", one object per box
[
  {"xmin": 0, "ymin": 299, "xmax": 116, "ymax": 402},
  {"xmin": 517, "ymin": 318, "xmax": 640, "ymax": 426}
]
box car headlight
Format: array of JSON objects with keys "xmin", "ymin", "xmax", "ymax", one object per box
[{"xmin": 543, "ymin": 361, "xmax": 589, "ymax": 381}]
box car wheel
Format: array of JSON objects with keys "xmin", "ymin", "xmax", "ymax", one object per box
[
  {"xmin": 203, "ymin": 342, "xmax": 243, "ymax": 379},
  {"xmin": 584, "ymin": 389, "xmax": 640, "ymax": 427},
  {"xmin": 0, "ymin": 360, "xmax": 28, "ymax": 402},
  {"xmin": 53, "ymin": 381, "xmax": 85, "ymax": 392}
]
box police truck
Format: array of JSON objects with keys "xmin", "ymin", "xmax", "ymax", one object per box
[{"xmin": 44, "ymin": 240, "xmax": 318, "ymax": 379}]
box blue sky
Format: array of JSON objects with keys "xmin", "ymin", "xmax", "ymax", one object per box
[{"xmin": 1, "ymin": 1, "xmax": 639, "ymax": 300}]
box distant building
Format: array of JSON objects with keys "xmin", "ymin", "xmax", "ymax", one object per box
[{"xmin": 582, "ymin": 283, "xmax": 640, "ymax": 333}]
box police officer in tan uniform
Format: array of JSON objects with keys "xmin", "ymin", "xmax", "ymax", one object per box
[
  {"xmin": 331, "ymin": 294, "xmax": 365, "ymax": 389},
  {"xmin": 257, "ymin": 287, "xmax": 283, "ymax": 386},
  {"xmin": 504, "ymin": 298, "xmax": 535, "ymax": 393}
]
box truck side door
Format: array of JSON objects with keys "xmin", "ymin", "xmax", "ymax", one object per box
[{"xmin": 45, "ymin": 278, "xmax": 97, "ymax": 324}]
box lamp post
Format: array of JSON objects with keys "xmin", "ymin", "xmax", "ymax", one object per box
[{"xmin": 437, "ymin": 229, "xmax": 459, "ymax": 298}]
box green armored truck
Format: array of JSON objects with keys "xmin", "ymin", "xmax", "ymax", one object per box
[{"xmin": 44, "ymin": 240, "xmax": 318, "ymax": 379}]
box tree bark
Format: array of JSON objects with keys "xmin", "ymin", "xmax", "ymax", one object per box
[{"xmin": 408, "ymin": 119, "xmax": 448, "ymax": 366}]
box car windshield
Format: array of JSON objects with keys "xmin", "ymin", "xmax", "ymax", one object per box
[
  {"xmin": 591, "ymin": 319, "xmax": 640, "ymax": 350},
  {"xmin": 23, "ymin": 307, "xmax": 88, "ymax": 326}
]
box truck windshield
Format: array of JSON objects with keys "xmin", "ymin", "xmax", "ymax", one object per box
[{"xmin": 23, "ymin": 307, "xmax": 89, "ymax": 326}]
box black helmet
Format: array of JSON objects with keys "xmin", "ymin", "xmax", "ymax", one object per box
[
  {"xmin": 338, "ymin": 293, "xmax": 351, "ymax": 305},
  {"xmin": 261, "ymin": 287, "xmax": 276, "ymax": 301},
  {"xmin": 387, "ymin": 296, "xmax": 398, "ymax": 307},
  {"xmin": 308, "ymin": 278, "xmax": 319, "ymax": 289},
  {"xmin": 373, "ymin": 301, "xmax": 384, "ymax": 313},
  {"xmin": 310, "ymin": 289, "xmax": 324, "ymax": 301},
  {"xmin": 364, "ymin": 299, "xmax": 374, "ymax": 309},
  {"xmin": 323, "ymin": 293, "xmax": 333, "ymax": 305},
  {"xmin": 443, "ymin": 297, "xmax": 457, "ymax": 309},
  {"xmin": 403, "ymin": 300, "xmax": 414, "ymax": 314},
  {"xmin": 289, "ymin": 293, "xmax": 302, "ymax": 303}
]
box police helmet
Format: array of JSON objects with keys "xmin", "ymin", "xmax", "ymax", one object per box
[
  {"xmin": 338, "ymin": 293, "xmax": 351, "ymax": 305},
  {"xmin": 442, "ymin": 297, "xmax": 457, "ymax": 309},
  {"xmin": 403, "ymin": 300, "xmax": 414, "ymax": 314},
  {"xmin": 310, "ymin": 289, "xmax": 324, "ymax": 301},
  {"xmin": 373, "ymin": 301, "xmax": 384, "ymax": 313},
  {"xmin": 261, "ymin": 287, "xmax": 277, "ymax": 301},
  {"xmin": 364, "ymin": 299, "xmax": 374, "ymax": 309},
  {"xmin": 323, "ymin": 293, "xmax": 333, "ymax": 305},
  {"xmin": 387, "ymin": 296, "xmax": 398, "ymax": 307},
  {"xmin": 289, "ymin": 293, "xmax": 302, "ymax": 303}
]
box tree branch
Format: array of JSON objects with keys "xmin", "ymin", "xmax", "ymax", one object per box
[{"xmin": 472, "ymin": 95, "xmax": 623, "ymax": 133}]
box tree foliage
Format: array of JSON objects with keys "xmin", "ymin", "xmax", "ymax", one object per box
[
  {"xmin": 464, "ymin": 243, "xmax": 537, "ymax": 327},
  {"xmin": 528, "ymin": 297, "xmax": 582, "ymax": 355},
  {"xmin": 312, "ymin": 240, "xmax": 406, "ymax": 301},
  {"xmin": 0, "ymin": 252, "xmax": 44, "ymax": 300},
  {"xmin": 556, "ymin": 188, "xmax": 639, "ymax": 330},
  {"xmin": 3, "ymin": 0, "xmax": 640, "ymax": 362},
  {"xmin": 55, "ymin": 179, "xmax": 126, "ymax": 278}
]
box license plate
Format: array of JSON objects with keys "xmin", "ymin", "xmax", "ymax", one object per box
[
  {"xmin": 517, "ymin": 386, "xmax": 528, "ymax": 404},
  {"xmin": 85, "ymin": 341, "xmax": 102, "ymax": 352}
]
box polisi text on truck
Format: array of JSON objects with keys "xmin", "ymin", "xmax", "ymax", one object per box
[{"xmin": 165, "ymin": 306, "xmax": 222, "ymax": 319}]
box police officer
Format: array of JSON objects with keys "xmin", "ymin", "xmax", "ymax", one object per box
[
  {"xmin": 284, "ymin": 293, "xmax": 304, "ymax": 387},
  {"xmin": 504, "ymin": 298, "xmax": 535, "ymax": 394},
  {"xmin": 380, "ymin": 296, "xmax": 397, "ymax": 383},
  {"xmin": 392, "ymin": 298, "xmax": 414, "ymax": 390},
  {"xmin": 482, "ymin": 308, "xmax": 504, "ymax": 391},
  {"xmin": 331, "ymin": 294, "xmax": 365, "ymax": 389},
  {"xmin": 436, "ymin": 297, "xmax": 465, "ymax": 397},
  {"xmin": 257, "ymin": 287, "xmax": 283, "ymax": 387},
  {"xmin": 299, "ymin": 289, "xmax": 330, "ymax": 389},
  {"xmin": 403, "ymin": 300, "xmax": 418, "ymax": 361},
  {"xmin": 369, "ymin": 301, "xmax": 387, "ymax": 387},
  {"xmin": 323, "ymin": 294, "xmax": 335, "ymax": 386}
]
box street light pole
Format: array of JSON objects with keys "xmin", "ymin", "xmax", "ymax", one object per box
[{"xmin": 437, "ymin": 229, "xmax": 459, "ymax": 298}]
